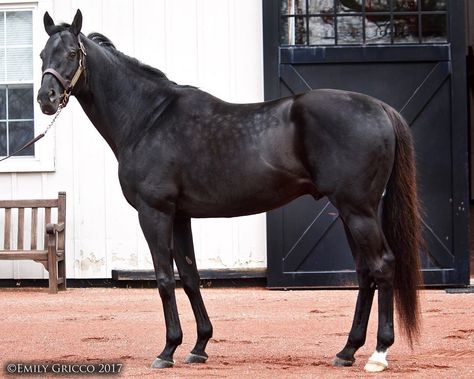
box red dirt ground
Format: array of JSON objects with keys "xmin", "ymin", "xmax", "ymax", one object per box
[{"xmin": 0, "ymin": 287, "xmax": 473, "ymax": 378}]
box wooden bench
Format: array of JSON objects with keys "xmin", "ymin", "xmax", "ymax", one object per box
[{"xmin": 0, "ymin": 192, "xmax": 66, "ymax": 293}]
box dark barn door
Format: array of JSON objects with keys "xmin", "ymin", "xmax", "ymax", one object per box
[{"xmin": 264, "ymin": 0, "xmax": 469, "ymax": 288}]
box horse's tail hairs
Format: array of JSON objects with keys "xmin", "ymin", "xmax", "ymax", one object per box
[{"xmin": 381, "ymin": 103, "xmax": 423, "ymax": 348}]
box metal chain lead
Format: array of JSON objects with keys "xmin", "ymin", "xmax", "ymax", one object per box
[
  {"xmin": 0, "ymin": 102, "xmax": 65, "ymax": 162},
  {"xmin": 44, "ymin": 102, "xmax": 64, "ymax": 135}
]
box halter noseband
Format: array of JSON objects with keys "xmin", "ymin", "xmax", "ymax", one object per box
[{"xmin": 41, "ymin": 38, "xmax": 87, "ymax": 107}]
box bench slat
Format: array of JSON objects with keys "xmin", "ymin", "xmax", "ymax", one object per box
[
  {"xmin": 0, "ymin": 251, "xmax": 48, "ymax": 261},
  {"xmin": 4, "ymin": 208, "xmax": 11, "ymax": 250},
  {"xmin": 58, "ymin": 192, "xmax": 66, "ymax": 251},
  {"xmin": 44, "ymin": 207, "xmax": 51, "ymax": 249},
  {"xmin": 31, "ymin": 207, "xmax": 38, "ymax": 250},
  {"xmin": 0, "ymin": 199, "xmax": 58, "ymax": 208},
  {"xmin": 17, "ymin": 208, "xmax": 24, "ymax": 250}
]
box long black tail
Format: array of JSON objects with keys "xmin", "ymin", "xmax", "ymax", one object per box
[{"xmin": 381, "ymin": 103, "xmax": 423, "ymax": 346}]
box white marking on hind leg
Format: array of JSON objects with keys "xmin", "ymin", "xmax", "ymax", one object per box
[{"xmin": 364, "ymin": 350, "xmax": 388, "ymax": 372}]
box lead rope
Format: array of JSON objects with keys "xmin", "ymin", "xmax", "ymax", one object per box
[
  {"xmin": 0, "ymin": 102, "xmax": 64, "ymax": 163},
  {"xmin": 0, "ymin": 37, "xmax": 85, "ymax": 163}
]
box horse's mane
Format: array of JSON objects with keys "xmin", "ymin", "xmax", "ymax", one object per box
[
  {"xmin": 87, "ymin": 32, "xmax": 116, "ymax": 49},
  {"xmin": 50, "ymin": 24, "xmax": 183, "ymax": 86},
  {"xmin": 86, "ymin": 31, "xmax": 170, "ymax": 81}
]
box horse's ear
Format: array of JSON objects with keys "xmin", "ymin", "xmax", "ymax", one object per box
[
  {"xmin": 44, "ymin": 12, "xmax": 55, "ymax": 36},
  {"xmin": 70, "ymin": 9, "xmax": 82, "ymax": 36}
]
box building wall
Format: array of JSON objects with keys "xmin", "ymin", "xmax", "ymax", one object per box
[
  {"xmin": 0, "ymin": 0, "xmax": 266, "ymax": 279},
  {"xmin": 467, "ymin": 0, "xmax": 474, "ymax": 200}
]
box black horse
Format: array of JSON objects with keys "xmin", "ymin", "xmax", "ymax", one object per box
[{"xmin": 38, "ymin": 10, "xmax": 423, "ymax": 372}]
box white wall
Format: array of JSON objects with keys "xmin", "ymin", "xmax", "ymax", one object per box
[{"xmin": 0, "ymin": 0, "xmax": 266, "ymax": 279}]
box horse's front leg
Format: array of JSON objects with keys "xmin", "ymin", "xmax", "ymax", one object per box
[
  {"xmin": 137, "ymin": 203, "xmax": 182, "ymax": 369},
  {"xmin": 173, "ymin": 217, "xmax": 213, "ymax": 364}
]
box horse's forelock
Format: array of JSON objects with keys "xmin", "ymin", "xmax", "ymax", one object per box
[{"xmin": 47, "ymin": 22, "xmax": 72, "ymax": 36}]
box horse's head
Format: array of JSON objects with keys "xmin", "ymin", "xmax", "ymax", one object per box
[{"xmin": 37, "ymin": 10, "xmax": 85, "ymax": 115}]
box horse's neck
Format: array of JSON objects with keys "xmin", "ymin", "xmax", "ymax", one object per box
[
  {"xmin": 75, "ymin": 40, "xmax": 173, "ymax": 157},
  {"xmin": 76, "ymin": 93, "xmax": 120, "ymax": 156}
]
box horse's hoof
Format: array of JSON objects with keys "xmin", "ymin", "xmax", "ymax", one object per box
[
  {"xmin": 150, "ymin": 357, "xmax": 175, "ymax": 369},
  {"xmin": 332, "ymin": 356, "xmax": 354, "ymax": 367},
  {"xmin": 364, "ymin": 359, "xmax": 388, "ymax": 372},
  {"xmin": 184, "ymin": 353, "xmax": 208, "ymax": 364},
  {"xmin": 364, "ymin": 351, "xmax": 388, "ymax": 372}
]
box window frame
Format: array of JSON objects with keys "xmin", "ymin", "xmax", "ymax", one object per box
[
  {"xmin": 279, "ymin": 0, "xmax": 449, "ymax": 47},
  {"xmin": 0, "ymin": 1, "xmax": 55, "ymax": 173}
]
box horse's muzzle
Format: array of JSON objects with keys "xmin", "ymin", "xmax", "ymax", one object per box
[{"xmin": 37, "ymin": 86, "xmax": 60, "ymax": 115}]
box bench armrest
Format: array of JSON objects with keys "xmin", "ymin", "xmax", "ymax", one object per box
[{"xmin": 46, "ymin": 222, "xmax": 65, "ymax": 235}]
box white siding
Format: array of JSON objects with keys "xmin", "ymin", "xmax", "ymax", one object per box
[{"xmin": 0, "ymin": 0, "xmax": 265, "ymax": 278}]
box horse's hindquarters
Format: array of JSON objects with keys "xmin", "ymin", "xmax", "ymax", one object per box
[{"xmin": 291, "ymin": 89, "xmax": 396, "ymax": 207}]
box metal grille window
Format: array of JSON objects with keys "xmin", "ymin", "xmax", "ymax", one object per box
[
  {"xmin": 280, "ymin": 0, "xmax": 448, "ymax": 45},
  {"xmin": 0, "ymin": 10, "xmax": 34, "ymax": 157}
]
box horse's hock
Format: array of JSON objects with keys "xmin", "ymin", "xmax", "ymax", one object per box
[{"xmin": 0, "ymin": 192, "xmax": 66, "ymax": 293}]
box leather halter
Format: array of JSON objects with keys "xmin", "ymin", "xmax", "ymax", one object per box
[{"xmin": 41, "ymin": 38, "xmax": 87, "ymax": 107}]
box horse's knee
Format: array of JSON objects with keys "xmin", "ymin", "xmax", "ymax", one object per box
[{"xmin": 157, "ymin": 276, "xmax": 176, "ymax": 300}]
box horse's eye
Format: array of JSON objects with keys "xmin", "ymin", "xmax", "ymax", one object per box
[{"xmin": 69, "ymin": 51, "xmax": 77, "ymax": 59}]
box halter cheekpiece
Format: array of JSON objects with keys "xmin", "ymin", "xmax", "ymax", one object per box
[{"xmin": 41, "ymin": 37, "xmax": 87, "ymax": 107}]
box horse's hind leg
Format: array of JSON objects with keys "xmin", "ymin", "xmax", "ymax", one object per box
[
  {"xmin": 333, "ymin": 224, "xmax": 376, "ymax": 367},
  {"xmin": 333, "ymin": 206, "xmax": 395, "ymax": 372},
  {"xmin": 173, "ymin": 217, "xmax": 213, "ymax": 364}
]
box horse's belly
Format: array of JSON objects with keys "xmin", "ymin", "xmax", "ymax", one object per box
[{"xmin": 177, "ymin": 178, "xmax": 316, "ymax": 218}]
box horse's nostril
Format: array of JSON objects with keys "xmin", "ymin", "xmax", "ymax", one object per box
[{"xmin": 48, "ymin": 89, "xmax": 56, "ymax": 102}]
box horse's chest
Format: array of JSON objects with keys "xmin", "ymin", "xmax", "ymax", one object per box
[{"xmin": 117, "ymin": 168, "xmax": 139, "ymax": 208}]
